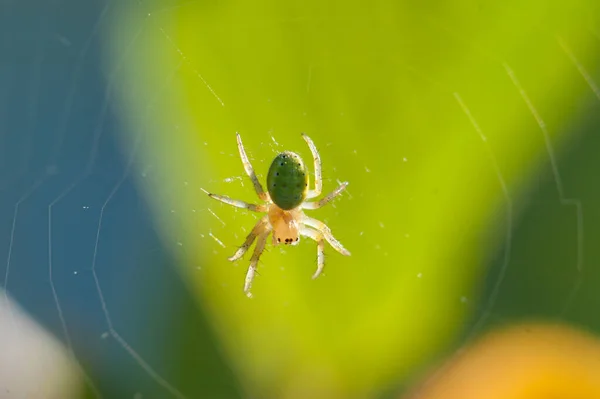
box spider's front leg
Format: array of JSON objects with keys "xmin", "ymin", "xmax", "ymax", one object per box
[
  {"xmin": 244, "ymin": 231, "xmax": 270, "ymax": 296},
  {"xmin": 205, "ymin": 191, "xmax": 268, "ymax": 213},
  {"xmin": 236, "ymin": 133, "xmax": 270, "ymax": 202},
  {"xmin": 229, "ymin": 216, "xmax": 270, "ymax": 261},
  {"xmin": 302, "ymin": 133, "xmax": 323, "ymax": 199}
]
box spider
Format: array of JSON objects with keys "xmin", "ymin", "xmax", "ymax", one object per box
[{"xmin": 206, "ymin": 133, "xmax": 350, "ymax": 296}]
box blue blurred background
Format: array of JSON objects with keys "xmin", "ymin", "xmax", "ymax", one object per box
[{"xmin": 0, "ymin": 0, "xmax": 238, "ymax": 397}]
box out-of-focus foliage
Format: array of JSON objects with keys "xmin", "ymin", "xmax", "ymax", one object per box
[
  {"xmin": 0, "ymin": 292, "xmax": 82, "ymax": 398},
  {"xmin": 408, "ymin": 323, "xmax": 600, "ymax": 398},
  {"xmin": 105, "ymin": 0, "xmax": 600, "ymax": 397}
]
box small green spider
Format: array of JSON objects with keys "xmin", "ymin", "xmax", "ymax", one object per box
[{"xmin": 206, "ymin": 133, "xmax": 350, "ymax": 296}]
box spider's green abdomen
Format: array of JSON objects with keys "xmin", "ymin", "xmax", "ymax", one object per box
[{"xmin": 267, "ymin": 151, "xmax": 309, "ymax": 210}]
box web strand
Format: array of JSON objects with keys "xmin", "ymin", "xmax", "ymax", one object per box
[
  {"xmin": 88, "ymin": 54, "xmax": 187, "ymax": 397},
  {"xmin": 89, "ymin": 133, "xmax": 188, "ymax": 399},
  {"xmin": 454, "ymin": 92, "xmax": 513, "ymax": 337},
  {"xmin": 4, "ymin": 179, "xmax": 44, "ymax": 325},
  {"xmin": 557, "ymin": 36, "xmax": 600, "ymax": 101},
  {"xmin": 49, "ymin": 3, "xmax": 111, "ymax": 165},
  {"xmin": 46, "ymin": 4, "xmax": 186, "ymax": 396},
  {"xmin": 137, "ymin": 0, "xmax": 225, "ymax": 107},
  {"xmin": 555, "ymin": 37, "xmax": 598, "ymax": 314},
  {"xmin": 504, "ymin": 63, "xmax": 585, "ymax": 316},
  {"xmin": 46, "ymin": 10, "xmax": 146, "ymax": 397}
]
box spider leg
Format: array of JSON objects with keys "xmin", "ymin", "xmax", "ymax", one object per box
[
  {"xmin": 236, "ymin": 133, "xmax": 270, "ymax": 201},
  {"xmin": 244, "ymin": 231, "xmax": 270, "ymax": 296},
  {"xmin": 229, "ymin": 216, "xmax": 270, "ymax": 261},
  {"xmin": 300, "ymin": 226, "xmax": 326, "ymax": 279},
  {"xmin": 302, "ymin": 182, "xmax": 348, "ymax": 210},
  {"xmin": 302, "ymin": 216, "xmax": 351, "ymax": 256},
  {"xmin": 206, "ymin": 192, "xmax": 268, "ymax": 212},
  {"xmin": 301, "ymin": 133, "xmax": 322, "ymax": 199}
]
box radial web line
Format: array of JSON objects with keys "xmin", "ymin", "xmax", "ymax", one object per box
[
  {"xmin": 46, "ymin": 10, "xmax": 154, "ymax": 396},
  {"xmin": 50, "ymin": 2, "xmax": 111, "ymax": 163},
  {"xmin": 504, "ymin": 63, "xmax": 584, "ymax": 315},
  {"xmin": 4, "ymin": 179, "xmax": 44, "ymax": 321},
  {"xmin": 557, "ymin": 36, "xmax": 600, "ymax": 101},
  {"xmin": 88, "ymin": 60, "xmax": 188, "ymax": 398},
  {"xmin": 453, "ymin": 93, "xmax": 513, "ymax": 336},
  {"xmin": 137, "ymin": 0, "xmax": 225, "ymax": 107}
]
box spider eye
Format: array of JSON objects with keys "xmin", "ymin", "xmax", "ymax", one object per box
[{"xmin": 277, "ymin": 238, "xmax": 281, "ymax": 242}]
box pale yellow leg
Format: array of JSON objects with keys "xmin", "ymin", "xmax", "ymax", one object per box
[
  {"xmin": 300, "ymin": 226, "xmax": 326, "ymax": 279},
  {"xmin": 302, "ymin": 182, "xmax": 348, "ymax": 210},
  {"xmin": 207, "ymin": 192, "xmax": 267, "ymax": 212},
  {"xmin": 302, "ymin": 216, "xmax": 350, "ymax": 256},
  {"xmin": 229, "ymin": 216, "xmax": 270, "ymax": 261},
  {"xmin": 244, "ymin": 231, "xmax": 269, "ymax": 296},
  {"xmin": 237, "ymin": 134, "xmax": 269, "ymax": 201},
  {"xmin": 301, "ymin": 133, "xmax": 322, "ymax": 199}
]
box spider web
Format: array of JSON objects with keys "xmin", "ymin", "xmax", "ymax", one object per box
[{"xmin": 1, "ymin": 0, "xmax": 599, "ymax": 397}]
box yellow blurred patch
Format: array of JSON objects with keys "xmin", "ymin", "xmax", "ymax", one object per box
[{"xmin": 408, "ymin": 323, "xmax": 600, "ymax": 399}]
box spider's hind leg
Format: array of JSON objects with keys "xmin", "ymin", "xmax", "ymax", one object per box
[
  {"xmin": 302, "ymin": 216, "xmax": 350, "ymax": 256},
  {"xmin": 244, "ymin": 231, "xmax": 270, "ymax": 296},
  {"xmin": 300, "ymin": 226, "xmax": 326, "ymax": 279}
]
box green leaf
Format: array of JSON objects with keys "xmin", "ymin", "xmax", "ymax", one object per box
[{"xmin": 105, "ymin": 0, "xmax": 600, "ymax": 397}]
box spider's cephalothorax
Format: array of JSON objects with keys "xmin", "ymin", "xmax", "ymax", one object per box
[
  {"xmin": 206, "ymin": 133, "xmax": 350, "ymax": 297},
  {"xmin": 268, "ymin": 205, "xmax": 302, "ymax": 246}
]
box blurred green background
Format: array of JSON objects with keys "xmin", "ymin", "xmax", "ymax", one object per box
[
  {"xmin": 105, "ymin": 0, "xmax": 600, "ymax": 397},
  {"xmin": 2, "ymin": 0, "xmax": 600, "ymax": 397}
]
